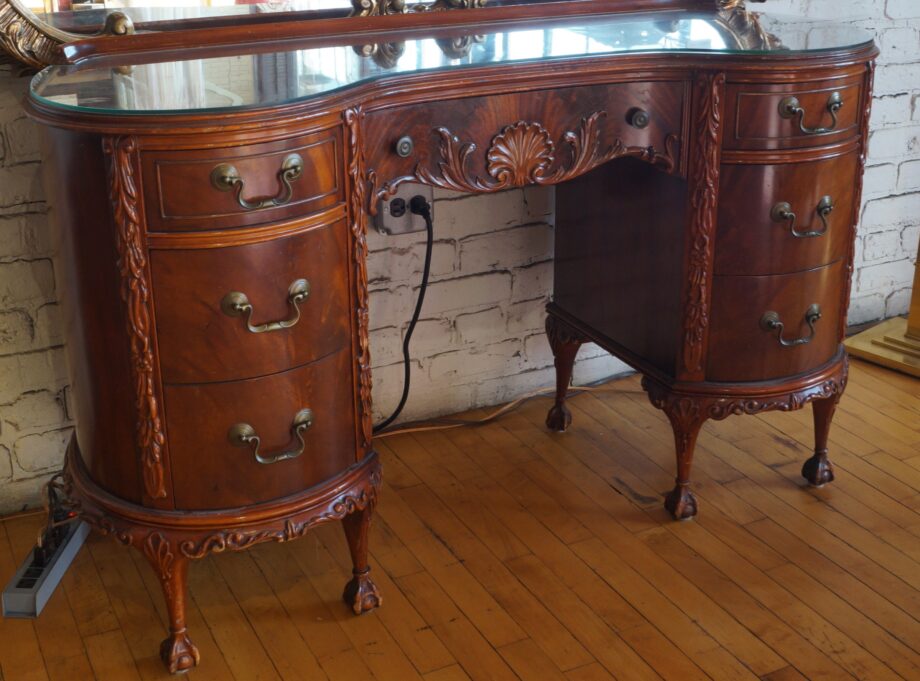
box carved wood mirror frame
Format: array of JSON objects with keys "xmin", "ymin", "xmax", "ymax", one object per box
[{"xmin": 0, "ymin": 0, "xmax": 760, "ymax": 71}]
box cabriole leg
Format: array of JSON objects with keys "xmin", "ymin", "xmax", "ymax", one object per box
[
  {"xmin": 342, "ymin": 504, "xmax": 382, "ymax": 614},
  {"xmin": 545, "ymin": 315, "xmax": 585, "ymax": 432},
  {"xmin": 141, "ymin": 535, "xmax": 200, "ymax": 674},
  {"xmin": 663, "ymin": 406, "xmax": 706, "ymax": 520},
  {"xmin": 803, "ymin": 395, "xmax": 838, "ymax": 487}
]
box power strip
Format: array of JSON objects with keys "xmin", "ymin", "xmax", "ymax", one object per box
[{"xmin": 2, "ymin": 520, "xmax": 89, "ymax": 618}]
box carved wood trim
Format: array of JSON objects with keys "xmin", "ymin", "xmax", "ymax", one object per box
[
  {"xmin": 374, "ymin": 112, "xmax": 678, "ymax": 205},
  {"xmin": 679, "ymin": 71, "xmax": 725, "ymax": 380},
  {"xmin": 643, "ymin": 355, "xmax": 849, "ymax": 424},
  {"xmin": 103, "ymin": 136, "xmax": 168, "ymax": 500},
  {"xmin": 344, "ymin": 109, "xmax": 375, "ymax": 450}
]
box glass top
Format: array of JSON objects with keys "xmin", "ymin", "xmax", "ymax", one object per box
[{"xmin": 30, "ymin": 10, "xmax": 874, "ymax": 116}]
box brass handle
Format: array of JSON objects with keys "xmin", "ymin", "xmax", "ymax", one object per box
[
  {"xmin": 210, "ymin": 153, "xmax": 304, "ymax": 210},
  {"xmin": 221, "ymin": 279, "xmax": 310, "ymax": 334},
  {"xmin": 771, "ymin": 196, "xmax": 834, "ymax": 238},
  {"xmin": 778, "ymin": 92, "xmax": 843, "ymax": 135},
  {"xmin": 760, "ymin": 304, "xmax": 822, "ymax": 347},
  {"xmin": 227, "ymin": 408, "xmax": 314, "ymax": 465}
]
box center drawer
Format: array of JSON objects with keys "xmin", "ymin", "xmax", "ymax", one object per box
[
  {"xmin": 715, "ymin": 150, "xmax": 859, "ymax": 276},
  {"xmin": 163, "ymin": 347, "xmax": 357, "ymax": 510},
  {"xmin": 151, "ymin": 219, "xmax": 351, "ymax": 384}
]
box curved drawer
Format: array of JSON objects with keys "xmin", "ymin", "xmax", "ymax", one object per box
[
  {"xmin": 151, "ymin": 219, "xmax": 351, "ymax": 384},
  {"xmin": 706, "ymin": 260, "xmax": 844, "ymax": 383},
  {"xmin": 141, "ymin": 129, "xmax": 343, "ymax": 232},
  {"xmin": 724, "ymin": 78, "xmax": 863, "ymax": 150},
  {"xmin": 164, "ymin": 348, "xmax": 357, "ymax": 510},
  {"xmin": 715, "ymin": 151, "xmax": 858, "ymax": 276},
  {"xmin": 364, "ymin": 81, "xmax": 687, "ymax": 190}
]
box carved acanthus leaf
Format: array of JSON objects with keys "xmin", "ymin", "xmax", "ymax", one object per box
[
  {"xmin": 405, "ymin": 111, "xmax": 678, "ymax": 198},
  {"xmin": 104, "ymin": 136, "xmax": 168, "ymax": 500},
  {"xmin": 345, "ymin": 108, "xmax": 374, "ymax": 449}
]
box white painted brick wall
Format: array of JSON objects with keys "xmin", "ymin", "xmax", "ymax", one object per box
[{"xmin": 0, "ymin": 0, "xmax": 918, "ymax": 511}]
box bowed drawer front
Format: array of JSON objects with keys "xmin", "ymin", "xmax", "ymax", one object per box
[
  {"xmin": 163, "ymin": 348, "xmax": 357, "ymax": 510},
  {"xmin": 141, "ymin": 130, "xmax": 344, "ymax": 232},
  {"xmin": 715, "ymin": 149, "xmax": 859, "ymax": 276},
  {"xmin": 151, "ymin": 219, "xmax": 352, "ymax": 384},
  {"xmin": 724, "ymin": 77, "xmax": 863, "ymax": 150},
  {"xmin": 363, "ymin": 80, "xmax": 688, "ymax": 185}
]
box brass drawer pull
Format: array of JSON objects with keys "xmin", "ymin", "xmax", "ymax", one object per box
[
  {"xmin": 771, "ymin": 195, "xmax": 834, "ymax": 238},
  {"xmin": 210, "ymin": 153, "xmax": 304, "ymax": 210},
  {"xmin": 760, "ymin": 304, "xmax": 822, "ymax": 347},
  {"xmin": 227, "ymin": 408, "xmax": 314, "ymax": 465},
  {"xmin": 221, "ymin": 278, "xmax": 310, "ymax": 334},
  {"xmin": 778, "ymin": 92, "xmax": 843, "ymax": 135}
]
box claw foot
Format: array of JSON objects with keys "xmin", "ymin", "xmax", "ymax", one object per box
[
  {"xmin": 343, "ymin": 568, "xmax": 382, "ymax": 615},
  {"xmin": 665, "ymin": 483, "xmax": 697, "ymax": 520},
  {"xmin": 546, "ymin": 404, "xmax": 572, "ymax": 432},
  {"xmin": 802, "ymin": 450, "xmax": 835, "ymax": 487},
  {"xmin": 160, "ymin": 629, "xmax": 200, "ymax": 674}
]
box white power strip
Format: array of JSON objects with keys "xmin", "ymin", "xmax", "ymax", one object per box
[{"xmin": 2, "ymin": 521, "xmax": 90, "ymax": 618}]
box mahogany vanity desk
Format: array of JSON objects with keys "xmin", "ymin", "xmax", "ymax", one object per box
[{"xmin": 25, "ymin": 2, "xmax": 876, "ymax": 673}]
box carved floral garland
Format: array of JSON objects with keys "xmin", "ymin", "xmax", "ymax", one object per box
[
  {"xmin": 344, "ymin": 108, "xmax": 375, "ymax": 449},
  {"xmin": 681, "ymin": 72, "xmax": 725, "ymax": 378},
  {"xmin": 104, "ymin": 136, "xmax": 168, "ymax": 500}
]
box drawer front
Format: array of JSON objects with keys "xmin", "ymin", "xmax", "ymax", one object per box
[
  {"xmin": 164, "ymin": 348, "xmax": 356, "ymax": 510},
  {"xmin": 715, "ymin": 151, "xmax": 859, "ymax": 276},
  {"xmin": 151, "ymin": 219, "xmax": 351, "ymax": 384},
  {"xmin": 364, "ymin": 81, "xmax": 687, "ymax": 189},
  {"xmin": 724, "ymin": 79, "xmax": 863, "ymax": 150},
  {"xmin": 707, "ymin": 260, "xmax": 844, "ymax": 383},
  {"xmin": 142, "ymin": 129, "xmax": 343, "ymax": 232}
]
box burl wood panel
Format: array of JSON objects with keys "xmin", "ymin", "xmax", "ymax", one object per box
[
  {"xmin": 723, "ymin": 77, "xmax": 863, "ymax": 150},
  {"xmin": 41, "ymin": 128, "xmax": 149, "ymax": 504},
  {"xmin": 363, "ymin": 81, "xmax": 687, "ymax": 186},
  {"xmin": 554, "ymin": 157, "xmax": 688, "ymax": 376},
  {"xmin": 715, "ymin": 149, "xmax": 859, "ymax": 276},
  {"xmin": 151, "ymin": 218, "xmax": 351, "ymax": 383},
  {"xmin": 163, "ymin": 347, "xmax": 357, "ymax": 510},
  {"xmin": 141, "ymin": 129, "xmax": 342, "ymax": 232},
  {"xmin": 707, "ymin": 259, "xmax": 844, "ymax": 382}
]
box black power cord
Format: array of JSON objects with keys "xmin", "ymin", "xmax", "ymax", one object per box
[{"xmin": 374, "ymin": 195, "xmax": 434, "ymax": 434}]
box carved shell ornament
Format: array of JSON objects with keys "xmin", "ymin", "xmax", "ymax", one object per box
[{"xmin": 400, "ymin": 111, "xmax": 677, "ymax": 197}]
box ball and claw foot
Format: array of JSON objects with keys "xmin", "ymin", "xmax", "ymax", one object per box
[
  {"xmin": 802, "ymin": 450, "xmax": 835, "ymax": 487},
  {"xmin": 665, "ymin": 483, "xmax": 698, "ymax": 520},
  {"xmin": 160, "ymin": 630, "xmax": 200, "ymax": 675},
  {"xmin": 343, "ymin": 568, "xmax": 382, "ymax": 615},
  {"xmin": 546, "ymin": 404, "xmax": 572, "ymax": 432}
]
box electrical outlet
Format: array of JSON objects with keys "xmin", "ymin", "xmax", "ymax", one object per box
[{"xmin": 375, "ymin": 183, "xmax": 434, "ymax": 235}]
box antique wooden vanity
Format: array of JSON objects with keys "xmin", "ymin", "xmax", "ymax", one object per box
[{"xmin": 7, "ymin": 0, "xmax": 876, "ymax": 672}]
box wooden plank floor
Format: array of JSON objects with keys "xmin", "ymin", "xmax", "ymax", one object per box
[{"xmin": 1, "ymin": 358, "xmax": 919, "ymax": 681}]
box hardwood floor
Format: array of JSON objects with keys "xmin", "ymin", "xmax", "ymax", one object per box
[{"xmin": 1, "ymin": 358, "xmax": 918, "ymax": 681}]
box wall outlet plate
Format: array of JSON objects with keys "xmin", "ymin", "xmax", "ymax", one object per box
[{"xmin": 375, "ymin": 183, "xmax": 434, "ymax": 235}]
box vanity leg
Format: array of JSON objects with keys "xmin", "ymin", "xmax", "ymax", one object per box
[
  {"xmin": 142, "ymin": 537, "xmax": 200, "ymax": 674},
  {"xmin": 545, "ymin": 315, "xmax": 585, "ymax": 432},
  {"xmin": 342, "ymin": 505, "xmax": 382, "ymax": 615},
  {"xmin": 663, "ymin": 407, "xmax": 706, "ymax": 520},
  {"xmin": 803, "ymin": 395, "xmax": 838, "ymax": 487}
]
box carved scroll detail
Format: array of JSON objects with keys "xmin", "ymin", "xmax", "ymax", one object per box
[
  {"xmin": 344, "ymin": 109, "xmax": 374, "ymax": 449},
  {"xmin": 390, "ymin": 112, "xmax": 676, "ymax": 198},
  {"xmin": 681, "ymin": 72, "xmax": 725, "ymax": 378},
  {"xmin": 0, "ymin": 0, "xmax": 133, "ymax": 70},
  {"xmin": 179, "ymin": 475, "xmax": 381, "ymax": 559},
  {"xmin": 104, "ymin": 136, "xmax": 167, "ymax": 500},
  {"xmin": 351, "ymin": 0, "xmax": 485, "ymax": 17},
  {"xmin": 643, "ymin": 357, "xmax": 848, "ymax": 424}
]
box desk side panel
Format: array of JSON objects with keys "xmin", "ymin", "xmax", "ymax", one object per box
[
  {"xmin": 42, "ymin": 128, "xmax": 143, "ymax": 503},
  {"xmin": 553, "ymin": 158, "xmax": 687, "ymax": 376}
]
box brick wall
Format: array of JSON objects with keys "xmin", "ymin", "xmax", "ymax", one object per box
[{"xmin": 0, "ymin": 0, "xmax": 918, "ymax": 511}]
